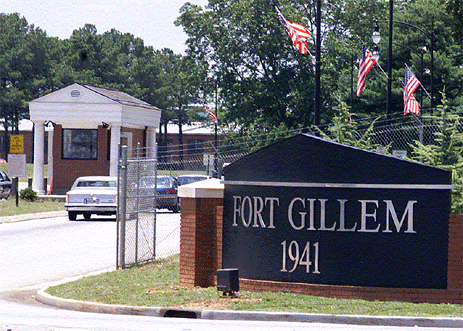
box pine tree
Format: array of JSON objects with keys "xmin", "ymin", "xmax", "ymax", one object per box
[{"xmin": 317, "ymin": 99, "xmax": 380, "ymax": 151}]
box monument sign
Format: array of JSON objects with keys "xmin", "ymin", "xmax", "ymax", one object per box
[{"xmin": 222, "ymin": 134, "xmax": 453, "ymax": 289}]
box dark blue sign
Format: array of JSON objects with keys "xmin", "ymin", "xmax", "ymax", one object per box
[{"xmin": 222, "ymin": 134, "xmax": 452, "ymax": 289}]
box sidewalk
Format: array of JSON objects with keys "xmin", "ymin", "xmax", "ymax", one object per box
[{"xmin": 0, "ymin": 210, "xmax": 67, "ymax": 224}]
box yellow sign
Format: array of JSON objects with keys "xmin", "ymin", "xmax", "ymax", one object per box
[{"xmin": 10, "ymin": 135, "xmax": 24, "ymax": 154}]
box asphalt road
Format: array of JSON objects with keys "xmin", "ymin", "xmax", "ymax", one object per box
[{"xmin": 0, "ymin": 213, "xmax": 462, "ymax": 330}]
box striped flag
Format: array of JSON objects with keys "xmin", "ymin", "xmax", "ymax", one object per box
[
  {"xmin": 356, "ymin": 45, "xmax": 376, "ymax": 97},
  {"xmin": 275, "ymin": 6, "xmax": 311, "ymax": 55},
  {"xmin": 403, "ymin": 67, "xmax": 421, "ymax": 115},
  {"xmin": 205, "ymin": 108, "xmax": 218, "ymax": 125},
  {"xmin": 404, "ymin": 94, "xmax": 420, "ymax": 115}
]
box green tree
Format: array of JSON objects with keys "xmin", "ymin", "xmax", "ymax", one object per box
[
  {"xmin": 0, "ymin": 13, "xmax": 52, "ymax": 158},
  {"xmin": 176, "ymin": 0, "xmax": 463, "ymax": 131},
  {"xmin": 151, "ymin": 49, "xmax": 203, "ymax": 161},
  {"xmin": 410, "ymin": 93, "xmax": 463, "ymax": 212},
  {"xmin": 316, "ymin": 98, "xmax": 382, "ymax": 150}
]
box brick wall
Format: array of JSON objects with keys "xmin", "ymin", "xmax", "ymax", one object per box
[
  {"xmin": 179, "ymin": 197, "xmax": 463, "ymax": 304},
  {"xmin": 179, "ymin": 197, "xmax": 222, "ymax": 287},
  {"xmin": 52, "ymin": 125, "xmax": 110, "ymax": 194}
]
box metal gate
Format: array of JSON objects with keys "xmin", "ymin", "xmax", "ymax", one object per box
[{"xmin": 116, "ymin": 145, "xmax": 157, "ymax": 269}]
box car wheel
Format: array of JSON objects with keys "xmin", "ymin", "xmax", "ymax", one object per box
[
  {"xmin": 83, "ymin": 212, "xmax": 92, "ymax": 220},
  {"xmin": 172, "ymin": 201, "xmax": 180, "ymax": 213},
  {"xmin": 68, "ymin": 211, "xmax": 77, "ymax": 221}
]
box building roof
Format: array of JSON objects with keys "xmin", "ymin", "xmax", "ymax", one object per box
[
  {"xmin": 77, "ymin": 83, "xmax": 157, "ymax": 110},
  {"xmin": 165, "ymin": 122, "xmax": 215, "ymax": 135},
  {"xmin": 29, "ymin": 83, "xmax": 161, "ymax": 129}
]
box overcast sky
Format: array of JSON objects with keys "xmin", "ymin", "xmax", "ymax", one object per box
[{"xmin": 0, "ymin": 0, "xmax": 209, "ymax": 54}]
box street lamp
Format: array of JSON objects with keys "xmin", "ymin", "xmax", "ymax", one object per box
[
  {"xmin": 372, "ymin": 45, "xmax": 380, "ymax": 62},
  {"xmin": 372, "ymin": 21, "xmax": 381, "ymax": 44}
]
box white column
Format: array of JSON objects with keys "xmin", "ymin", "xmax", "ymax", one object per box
[
  {"xmin": 47, "ymin": 129, "xmax": 54, "ymax": 192},
  {"xmin": 32, "ymin": 121, "xmax": 45, "ymax": 194},
  {"xmin": 109, "ymin": 124, "xmax": 121, "ymax": 177},
  {"xmin": 147, "ymin": 126, "xmax": 157, "ymax": 159}
]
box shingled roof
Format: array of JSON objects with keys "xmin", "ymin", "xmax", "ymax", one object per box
[{"xmin": 76, "ymin": 83, "xmax": 156, "ymax": 110}]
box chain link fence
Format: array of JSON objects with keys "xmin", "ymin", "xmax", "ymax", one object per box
[
  {"xmin": 117, "ymin": 115, "xmax": 455, "ymax": 268},
  {"xmin": 117, "ymin": 146, "xmax": 181, "ymax": 269}
]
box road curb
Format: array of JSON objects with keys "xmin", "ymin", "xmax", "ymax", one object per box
[
  {"xmin": 35, "ymin": 288, "xmax": 463, "ymax": 328},
  {"xmin": 0, "ymin": 210, "xmax": 67, "ymax": 224}
]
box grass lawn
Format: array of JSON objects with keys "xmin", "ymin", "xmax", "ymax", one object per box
[
  {"xmin": 46, "ymin": 255, "xmax": 463, "ymax": 317},
  {"xmin": 0, "ymin": 197, "xmax": 64, "ymax": 217}
]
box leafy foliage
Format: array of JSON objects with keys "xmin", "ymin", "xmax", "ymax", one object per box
[
  {"xmin": 410, "ymin": 93, "xmax": 463, "ymax": 212},
  {"xmin": 1, "ymin": 1, "xmax": 463, "ymax": 153},
  {"xmin": 316, "ymin": 99, "xmax": 382, "ymax": 151},
  {"xmin": 20, "ymin": 187, "xmax": 38, "ymax": 201}
]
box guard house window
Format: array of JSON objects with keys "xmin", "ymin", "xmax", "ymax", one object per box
[
  {"xmin": 187, "ymin": 139, "xmax": 204, "ymax": 155},
  {"xmin": 62, "ymin": 129, "xmax": 98, "ymax": 160}
]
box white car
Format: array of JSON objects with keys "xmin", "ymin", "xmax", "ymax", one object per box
[{"xmin": 65, "ymin": 176, "xmax": 118, "ymax": 220}]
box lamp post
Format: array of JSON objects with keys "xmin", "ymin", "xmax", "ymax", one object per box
[{"xmin": 373, "ymin": 0, "xmax": 434, "ymax": 117}]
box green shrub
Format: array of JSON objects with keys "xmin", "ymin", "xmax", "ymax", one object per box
[{"xmin": 20, "ymin": 187, "xmax": 38, "ymax": 202}]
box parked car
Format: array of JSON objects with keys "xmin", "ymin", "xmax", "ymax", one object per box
[
  {"xmin": 139, "ymin": 175, "xmax": 180, "ymax": 213},
  {"xmin": 0, "ymin": 169, "xmax": 12, "ymax": 199},
  {"xmin": 177, "ymin": 174, "xmax": 211, "ymax": 186},
  {"xmin": 65, "ymin": 176, "xmax": 118, "ymax": 220}
]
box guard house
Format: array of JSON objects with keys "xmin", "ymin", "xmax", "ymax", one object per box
[{"xmin": 29, "ymin": 83, "xmax": 161, "ymax": 194}]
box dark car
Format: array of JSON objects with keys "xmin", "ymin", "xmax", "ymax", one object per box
[
  {"xmin": 177, "ymin": 174, "xmax": 211, "ymax": 186},
  {"xmin": 0, "ymin": 169, "xmax": 12, "ymax": 199},
  {"xmin": 139, "ymin": 175, "xmax": 180, "ymax": 213}
]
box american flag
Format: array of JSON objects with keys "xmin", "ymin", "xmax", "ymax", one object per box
[
  {"xmin": 205, "ymin": 108, "xmax": 218, "ymax": 125},
  {"xmin": 403, "ymin": 67, "xmax": 421, "ymax": 115},
  {"xmin": 404, "ymin": 94, "xmax": 420, "ymax": 115},
  {"xmin": 356, "ymin": 45, "xmax": 376, "ymax": 97},
  {"xmin": 275, "ymin": 6, "xmax": 311, "ymax": 55}
]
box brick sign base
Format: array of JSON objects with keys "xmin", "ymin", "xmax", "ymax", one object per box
[{"xmin": 179, "ymin": 195, "xmax": 463, "ymax": 304}]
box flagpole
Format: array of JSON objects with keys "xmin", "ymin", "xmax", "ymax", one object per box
[
  {"xmin": 314, "ymin": 0, "xmax": 321, "ymax": 126},
  {"xmin": 386, "ymin": 0, "xmax": 394, "ymax": 125}
]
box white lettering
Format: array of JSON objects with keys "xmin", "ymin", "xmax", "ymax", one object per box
[
  {"xmin": 253, "ymin": 196, "xmax": 266, "ymax": 228},
  {"xmin": 241, "ymin": 196, "xmax": 252, "ymax": 227},
  {"xmin": 288, "ymin": 197, "xmax": 306, "ymax": 230},
  {"xmin": 232, "ymin": 196, "xmax": 241, "ymax": 226},
  {"xmin": 384, "ymin": 200, "xmax": 417, "ymax": 233},
  {"xmin": 337, "ymin": 199, "xmax": 357, "ymax": 232},
  {"xmin": 265, "ymin": 197, "xmax": 279, "ymax": 229},
  {"xmin": 318, "ymin": 199, "xmax": 336, "ymax": 231},
  {"xmin": 359, "ymin": 200, "xmax": 380, "ymax": 233}
]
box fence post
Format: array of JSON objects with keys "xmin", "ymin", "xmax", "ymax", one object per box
[
  {"xmin": 118, "ymin": 145, "xmax": 128, "ymax": 269},
  {"xmin": 153, "ymin": 142, "xmax": 157, "ymax": 259}
]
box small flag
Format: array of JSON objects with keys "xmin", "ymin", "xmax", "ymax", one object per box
[
  {"xmin": 404, "ymin": 94, "xmax": 420, "ymax": 115},
  {"xmin": 205, "ymin": 108, "xmax": 218, "ymax": 125},
  {"xmin": 356, "ymin": 45, "xmax": 376, "ymax": 97},
  {"xmin": 403, "ymin": 67, "xmax": 421, "ymax": 115},
  {"xmin": 275, "ymin": 6, "xmax": 311, "ymax": 55}
]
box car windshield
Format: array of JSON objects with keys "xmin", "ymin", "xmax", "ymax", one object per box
[
  {"xmin": 157, "ymin": 177, "xmax": 171, "ymax": 186},
  {"xmin": 139, "ymin": 176, "xmax": 172, "ymax": 188},
  {"xmin": 76, "ymin": 180, "xmax": 116, "ymax": 188}
]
